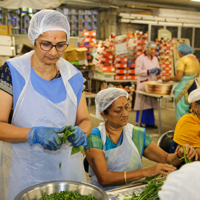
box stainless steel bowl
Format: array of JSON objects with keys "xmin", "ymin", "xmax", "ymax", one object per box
[{"xmin": 14, "ymin": 181, "xmax": 109, "ymax": 200}]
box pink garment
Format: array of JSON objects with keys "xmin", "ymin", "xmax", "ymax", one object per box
[{"xmin": 134, "ymin": 53, "xmax": 160, "ymax": 110}]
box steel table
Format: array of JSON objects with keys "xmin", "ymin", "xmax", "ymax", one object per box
[{"xmin": 135, "ymin": 90, "xmax": 172, "ymax": 136}]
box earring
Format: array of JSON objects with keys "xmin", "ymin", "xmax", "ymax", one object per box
[{"xmin": 104, "ymin": 118, "xmax": 108, "ymax": 123}]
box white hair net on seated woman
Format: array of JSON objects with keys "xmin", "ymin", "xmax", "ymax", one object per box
[
  {"xmin": 95, "ymin": 88, "xmax": 128, "ymax": 118},
  {"xmin": 188, "ymin": 87, "xmax": 200, "ymax": 103},
  {"xmin": 145, "ymin": 41, "xmax": 157, "ymax": 50},
  {"xmin": 28, "ymin": 9, "xmax": 70, "ymax": 45},
  {"xmin": 158, "ymin": 161, "xmax": 200, "ymax": 200}
]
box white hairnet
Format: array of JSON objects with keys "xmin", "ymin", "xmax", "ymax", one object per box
[
  {"xmin": 188, "ymin": 88, "xmax": 200, "ymax": 103},
  {"xmin": 145, "ymin": 41, "xmax": 157, "ymax": 50},
  {"xmin": 158, "ymin": 162, "xmax": 200, "ymax": 200},
  {"xmin": 28, "ymin": 9, "xmax": 70, "ymax": 45},
  {"xmin": 95, "ymin": 88, "xmax": 128, "ymax": 118}
]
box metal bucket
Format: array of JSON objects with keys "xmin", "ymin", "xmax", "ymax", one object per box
[{"xmin": 14, "ymin": 181, "xmax": 109, "ymax": 200}]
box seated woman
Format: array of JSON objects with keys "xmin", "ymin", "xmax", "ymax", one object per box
[
  {"xmin": 85, "ymin": 88, "xmax": 198, "ymax": 191},
  {"xmin": 170, "ymin": 88, "xmax": 200, "ymax": 159}
]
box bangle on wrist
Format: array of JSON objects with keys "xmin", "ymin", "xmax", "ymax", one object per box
[
  {"xmin": 124, "ymin": 171, "xmax": 128, "ymax": 185},
  {"xmin": 177, "ymin": 150, "xmax": 183, "ymax": 159}
]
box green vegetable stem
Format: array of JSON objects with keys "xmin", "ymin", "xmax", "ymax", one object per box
[
  {"xmin": 179, "ymin": 148, "xmax": 192, "ymax": 163},
  {"xmin": 183, "ymin": 148, "xmax": 192, "ymax": 163},
  {"xmin": 125, "ymin": 175, "xmax": 164, "ymax": 200}
]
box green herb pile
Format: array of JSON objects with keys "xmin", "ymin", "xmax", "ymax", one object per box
[
  {"xmin": 39, "ymin": 190, "xmax": 97, "ymax": 200},
  {"xmin": 58, "ymin": 126, "xmax": 84, "ymax": 155},
  {"xmin": 123, "ymin": 175, "xmax": 163, "ymax": 200}
]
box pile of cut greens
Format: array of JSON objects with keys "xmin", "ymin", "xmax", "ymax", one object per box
[
  {"xmin": 122, "ymin": 148, "xmax": 192, "ymax": 200},
  {"xmin": 39, "ymin": 190, "xmax": 97, "ymax": 200}
]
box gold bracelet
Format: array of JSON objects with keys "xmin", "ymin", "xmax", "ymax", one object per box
[{"xmin": 124, "ymin": 171, "xmax": 128, "ymax": 185}]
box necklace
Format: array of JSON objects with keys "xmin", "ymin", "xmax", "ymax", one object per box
[
  {"xmin": 31, "ymin": 56, "xmax": 58, "ymax": 80},
  {"xmin": 108, "ymin": 133, "xmax": 116, "ymax": 144}
]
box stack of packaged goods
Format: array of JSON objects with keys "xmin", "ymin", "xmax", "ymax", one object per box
[
  {"xmin": 78, "ymin": 30, "xmax": 96, "ymax": 63},
  {"xmin": 127, "ymin": 36, "xmax": 137, "ymax": 80},
  {"xmin": 91, "ymin": 40, "xmax": 115, "ymax": 80},
  {"xmin": 156, "ymin": 38, "xmax": 174, "ymax": 79},
  {"xmin": 112, "ymin": 34, "xmax": 128, "ymax": 80},
  {"xmin": 114, "ymin": 55, "xmax": 128, "ymax": 80},
  {"xmin": 84, "ymin": 30, "xmax": 96, "ymax": 63},
  {"xmin": 126, "ymin": 31, "xmax": 148, "ymax": 80},
  {"xmin": 135, "ymin": 31, "xmax": 148, "ymax": 59},
  {"xmin": 101, "ymin": 48, "xmax": 115, "ymax": 73}
]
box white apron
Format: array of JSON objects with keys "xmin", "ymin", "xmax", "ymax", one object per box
[
  {"xmin": 3, "ymin": 51, "xmax": 86, "ymax": 200},
  {"xmin": 89, "ymin": 122, "xmax": 142, "ymax": 191}
]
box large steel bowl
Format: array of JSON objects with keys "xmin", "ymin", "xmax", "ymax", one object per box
[{"xmin": 14, "ymin": 181, "xmax": 109, "ymax": 200}]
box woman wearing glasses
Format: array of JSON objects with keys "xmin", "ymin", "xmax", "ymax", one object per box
[{"xmin": 0, "ymin": 9, "xmax": 91, "ymax": 200}]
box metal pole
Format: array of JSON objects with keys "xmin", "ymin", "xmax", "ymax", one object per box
[
  {"xmin": 158, "ymin": 98, "xmax": 162, "ymax": 136},
  {"xmin": 138, "ymin": 95, "xmax": 145, "ymax": 126}
]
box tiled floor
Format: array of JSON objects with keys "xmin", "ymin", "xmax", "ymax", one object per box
[{"xmin": 85, "ymin": 98, "xmax": 177, "ymax": 182}]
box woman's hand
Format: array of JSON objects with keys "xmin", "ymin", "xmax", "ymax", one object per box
[
  {"xmin": 164, "ymin": 77, "xmax": 171, "ymax": 82},
  {"xmin": 144, "ymin": 163, "xmax": 176, "ymax": 177},
  {"xmin": 178, "ymin": 144, "xmax": 198, "ymax": 161}
]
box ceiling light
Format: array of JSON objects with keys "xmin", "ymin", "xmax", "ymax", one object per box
[{"xmin": 191, "ymin": 0, "xmax": 200, "ymax": 2}]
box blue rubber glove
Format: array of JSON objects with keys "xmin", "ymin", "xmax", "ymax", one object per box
[
  {"xmin": 27, "ymin": 126, "xmax": 63, "ymax": 151},
  {"xmin": 67, "ymin": 126, "xmax": 87, "ymax": 147},
  {"xmin": 157, "ymin": 68, "xmax": 162, "ymax": 74},
  {"xmin": 150, "ymin": 67, "xmax": 157, "ymax": 73}
]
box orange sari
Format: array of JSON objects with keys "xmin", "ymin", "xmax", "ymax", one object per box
[{"xmin": 173, "ymin": 113, "xmax": 200, "ymax": 148}]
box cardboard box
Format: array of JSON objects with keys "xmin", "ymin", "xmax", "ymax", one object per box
[
  {"xmin": 0, "ymin": 35, "xmax": 15, "ymax": 46},
  {"xmin": 0, "ymin": 45, "xmax": 15, "ymax": 56},
  {"xmin": 91, "ymin": 71, "xmax": 115, "ymax": 80},
  {"xmin": 70, "ymin": 59, "xmax": 88, "ymax": 66},
  {"xmin": 64, "ymin": 47, "xmax": 88, "ymax": 61},
  {"xmin": 127, "ymin": 75, "xmax": 138, "ymax": 80},
  {"xmin": 0, "ymin": 25, "xmax": 12, "ymax": 36},
  {"xmin": 17, "ymin": 44, "xmax": 33, "ymax": 54},
  {"xmin": 115, "ymin": 69, "xmax": 127, "ymax": 74},
  {"xmin": 114, "ymin": 75, "xmax": 127, "ymax": 80},
  {"xmin": 115, "ymin": 42, "xmax": 128, "ymax": 55}
]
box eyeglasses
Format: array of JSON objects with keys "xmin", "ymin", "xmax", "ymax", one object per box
[{"xmin": 40, "ymin": 42, "xmax": 69, "ymax": 52}]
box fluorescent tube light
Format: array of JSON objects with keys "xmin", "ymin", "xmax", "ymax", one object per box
[{"xmin": 191, "ymin": 0, "xmax": 200, "ymax": 2}]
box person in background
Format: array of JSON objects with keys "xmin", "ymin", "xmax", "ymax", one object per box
[
  {"xmin": 0, "ymin": 9, "xmax": 91, "ymax": 200},
  {"xmin": 164, "ymin": 43, "xmax": 199, "ymax": 121},
  {"xmin": 170, "ymin": 88, "xmax": 200, "ymax": 159},
  {"xmin": 85, "ymin": 88, "xmax": 198, "ymax": 191},
  {"xmin": 158, "ymin": 161, "xmax": 200, "ymax": 200},
  {"xmin": 134, "ymin": 41, "xmax": 162, "ymax": 129}
]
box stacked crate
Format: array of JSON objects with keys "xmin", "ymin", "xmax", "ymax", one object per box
[
  {"xmin": 156, "ymin": 39, "xmax": 174, "ymax": 78},
  {"xmin": 78, "ymin": 30, "xmax": 96, "ymax": 63},
  {"xmin": 84, "ymin": 30, "xmax": 96, "ymax": 63},
  {"xmin": 114, "ymin": 55, "xmax": 128, "ymax": 80},
  {"xmin": 112, "ymin": 35, "xmax": 128, "ymax": 80},
  {"xmin": 101, "ymin": 49, "xmax": 115, "ymax": 72},
  {"xmin": 92, "ymin": 40, "xmax": 115, "ymax": 73},
  {"xmin": 135, "ymin": 31, "xmax": 148, "ymax": 59}
]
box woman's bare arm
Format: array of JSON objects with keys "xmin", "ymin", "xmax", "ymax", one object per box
[
  {"xmin": 75, "ymin": 92, "xmax": 92, "ymax": 136},
  {"xmin": 0, "ymin": 90, "xmax": 30, "ymax": 142},
  {"xmin": 85, "ymin": 146, "xmax": 176, "ymax": 187}
]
